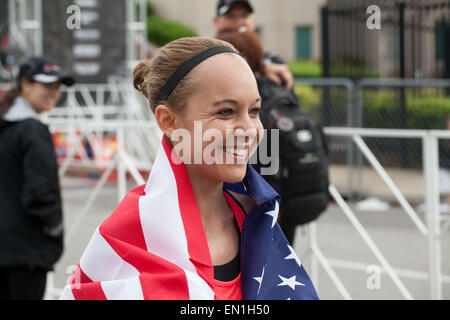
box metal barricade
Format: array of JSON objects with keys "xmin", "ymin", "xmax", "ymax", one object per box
[
  {"xmin": 43, "ymin": 120, "xmax": 160, "ymax": 299},
  {"xmin": 303, "ymin": 127, "xmax": 449, "ymax": 300},
  {"xmin": 4, "ymin": 78, "xmax": 445, "ymax": 299},
  {"xmin": 351, "ymin": 78, "xmax": 450, "ymax": 200},
  {"xmin": 294, "ymin": 77, "xmax": 358, "ymax": 201},
  {"xmin": 41, "ymin": 82, "xmax": 161, "ymax": 170}
]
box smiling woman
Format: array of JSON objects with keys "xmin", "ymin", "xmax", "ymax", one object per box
[{"xmin": 61, "ymin": 37, "xmax": 318, "ymax": 301}]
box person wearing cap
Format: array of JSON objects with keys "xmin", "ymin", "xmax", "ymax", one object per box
[
  {"xmin": 0, "ymin": 56, "xmax": 74, "ymax": 300},
  {"xmin": 213, "ymin": 0, "xmax": 294, "ymax": 90}
]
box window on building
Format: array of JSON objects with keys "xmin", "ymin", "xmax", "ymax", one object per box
[
  {"xmin": 296, "ymin": 26, "xmax": 312, "ymax": 60},
  {"xmin": 255, "ymin": 26, "xmax": 262, "ymax": 38}
]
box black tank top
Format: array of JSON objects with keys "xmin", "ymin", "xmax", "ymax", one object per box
[{"xmin": 213, "ymin": 219, "xmax": 241, "ymax": 282}]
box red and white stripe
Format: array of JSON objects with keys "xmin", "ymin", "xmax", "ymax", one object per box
[{"xmin": 60, "ymin": 138, "xmax": 217, "ymax": 300}]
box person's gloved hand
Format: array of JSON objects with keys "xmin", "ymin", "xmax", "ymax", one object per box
[{"xmin": 262, "ymin": 63, "xmax": 294, "ymax": 91}]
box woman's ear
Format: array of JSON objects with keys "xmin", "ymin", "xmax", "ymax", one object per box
[{"xmin": 154, "ymin": 104, "xmax": 178, "ymax": 138}]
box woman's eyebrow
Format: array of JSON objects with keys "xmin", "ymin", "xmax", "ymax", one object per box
[
  {"xmin": 213, "ymin": 97, "xmax": 262, "ymax": 106},
  {"xmin": 213, "ymin": 99, "xmax": 240, "ymax": 107}
]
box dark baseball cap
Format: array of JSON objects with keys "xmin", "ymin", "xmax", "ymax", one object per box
[
  {"xmin": 217, "ymin": 0, "xmax": 253, "ymax": 16},
  {"xmin": 18, "ymin": 56, "xmax": 75, "ymax": 86}
]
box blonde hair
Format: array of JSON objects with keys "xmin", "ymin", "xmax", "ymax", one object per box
[{"xmin": 133, "ymin": 37, "xmax": 236, "ymax": 113}]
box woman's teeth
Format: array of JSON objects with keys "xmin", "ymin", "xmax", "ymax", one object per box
[{"xmin": 223, "ymin": 147, "xmax": 247, "ymax": 157}]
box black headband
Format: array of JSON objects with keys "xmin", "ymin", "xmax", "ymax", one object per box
[{"xmin": 154, "ymin": 46, "xmax": 237, "ymax": 106}]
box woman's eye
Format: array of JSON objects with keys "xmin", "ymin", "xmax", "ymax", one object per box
[
  {"xmin": 250, "ymin": 107, "xmax": 261, "ymax": 115},
  {"xmin": 217, "ymin": 109, "xmax": 233, "ymax": 116}
]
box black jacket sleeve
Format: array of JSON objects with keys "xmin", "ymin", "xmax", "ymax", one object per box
[{"xmin": 20, "ymin": 119, "xmax": 63, "ymax": 231}]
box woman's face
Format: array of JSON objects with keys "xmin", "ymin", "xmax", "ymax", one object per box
[
  {"xmin": 21, "ymin": 80, "xmax": 62, "ymax": 113},
  {"xmin": 173, "ymin": 53, "xmax": 263, "ymax": 184}
]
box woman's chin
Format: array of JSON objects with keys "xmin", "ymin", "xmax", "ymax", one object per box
[{"xmin": 220, "ymin": 164, "xmax": 248, "ymax": 184}]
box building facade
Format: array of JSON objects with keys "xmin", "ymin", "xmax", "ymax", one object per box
[
  {"xmin": 149, "ymin": 0, "xmax": 326, "ymax": 62},
  {"xmin": 325, "ymin": 0, "xmax": 450, "ymax": 79}
]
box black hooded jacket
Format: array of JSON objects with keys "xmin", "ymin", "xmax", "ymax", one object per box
[{"xmin": 0, "ymin": 117, "xmax": 63, "ymax": 270}]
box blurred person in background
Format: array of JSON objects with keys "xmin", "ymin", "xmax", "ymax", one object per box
[
  {"xmin": 216, "ymin": 28, "xmax": 294, "ymax": 241},
  {"xmin": 213, "ymin": 0, "xmax": 294, "ymax": 91},
  {"xmin": 217, "ymin": 29, "xmax": 330, "ymax": 245},
  {"xmin": 0, "ymin": 56, "xmax": 74, "ymax": 300}
]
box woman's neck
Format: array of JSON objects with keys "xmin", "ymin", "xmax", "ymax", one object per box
[{"xmin": 184, "ymin": 165, "xmax": 228, "ymax": 222}]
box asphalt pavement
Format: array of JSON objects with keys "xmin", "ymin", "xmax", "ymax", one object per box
[{"xmin": 44, "ymin": 174, "xmax": 450, "ymax": 300}]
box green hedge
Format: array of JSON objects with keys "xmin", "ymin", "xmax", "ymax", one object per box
[
  {"xmin": 147, "ymin": 16, "xmax": 198, "ymax": 47},
  {"xmin": 293, "ymin": 86, "xmax": 450, "ymax": 167},
  {"xmin": 293, "ymin": 85, "xmax": 321, "ymax": 111},
  {"xmin": 288, "ymin": 60, "xmax": 322, "ymax": 78},
  {"xmin": 288, "ymin": 60, "xmax": 380, "ymax": 80},
  {"xmin": 293, "ymin": 85, "xmax": 450, "ymax": 130},
  {"xmin": 360, "ymin": 91, "xmax": 450, "ymax": 167},
  {"xmin": 362, "ymin": 90, "xmax": 450, "ymax": 130},
  {"xmin": 293, "ymin": 85, "xmax": 351, "ymax": 125}
]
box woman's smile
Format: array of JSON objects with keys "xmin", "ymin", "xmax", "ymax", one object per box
[{"xmin": 217, "ymin": 144, "xmax": 249, "ymax": 163}]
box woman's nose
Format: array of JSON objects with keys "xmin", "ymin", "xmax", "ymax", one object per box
[
  {"xmin": 236, "ymin": 113, "xmax": 255, "ymax": 130},
  {"xmin": 234, "ymin": 116, "xmax": 259, "ymax": 141}
]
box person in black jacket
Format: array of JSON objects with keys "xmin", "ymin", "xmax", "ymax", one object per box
[
  {"xmin": 0, "ymin": 56, "xmax": 74, "ymax": 300},
  {"xmin": 213, "ymin": 0, "xmax": 294, "ymax": 91},
  {"xmin": 217, "ymin": 29, "xmax": 330, "ymax": 245}
]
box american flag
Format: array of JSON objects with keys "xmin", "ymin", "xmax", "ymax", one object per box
[{"xmin": 60, "ymin": 137, "xmax": 318, "ymax": 300}]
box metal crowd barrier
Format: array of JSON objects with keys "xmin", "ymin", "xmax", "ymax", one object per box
[
  {"xmin": 304, "ymin": 127, "xmax": 449, "ymax": 300},
  {"xmin": 43, "ymin": 120, "xmax": 160, "ymax": 299},
  {"xmin": 3, "ymin": 78, "xmax": 447, "ymax": 299}
]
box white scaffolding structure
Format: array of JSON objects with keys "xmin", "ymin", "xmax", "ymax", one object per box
[
  {"xmin": 126, "ymin": 0, "xmax": 148, "ymax": 67},
  {"xmin": 5, "ymin": 0, "xmax": 148, "ymax": 71},
  {"xmin": 7, "ymin": 0, "xmax": 42, "ymax": 56}
]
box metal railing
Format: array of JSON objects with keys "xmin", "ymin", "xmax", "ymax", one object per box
[
  {"xmin": 6, "ymin": 78, "xmax": 443, "ymax": 299},
  {"xmin": 295, "ymin": 77, "xmax": 450, "ymax": 200},
  {"xmin": 41, "ymin": 81, "xmax": 161, "ymax": 169},
  {"xmin": 294, "ymin": 78, "xmax": 358, "ymax": 201},
  {"xmin": 304, "ymin": 127, "xmax": 449, "ymax": 300},
  {"xmin": 43, "ymin": 122, "xmax": 449, "ymax": 300},
  {"xmin": 43, "ymin": 120, "xmax": 161, "ymax": 299}
]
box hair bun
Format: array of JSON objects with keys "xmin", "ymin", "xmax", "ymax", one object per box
[
  {"xmin": 132, "ymin": 37, "xmax": 236, "ymax": 113},
  {"xmin": 133, "ymin": 60, "xmax": 152, "ymax": 98}
]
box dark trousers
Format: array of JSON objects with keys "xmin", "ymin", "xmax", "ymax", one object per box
[{"xmin": 0, "ymin": 266, "xmax": 47, "ymax": 300}]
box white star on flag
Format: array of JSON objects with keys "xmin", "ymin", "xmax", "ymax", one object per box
[
  {"xmin": 277, "ymin": 274, "xmax": 305, "ymax": 291},
  {"xmin": 264, "ymin": 201, "xmax": 279, "ymax": 229},
  {"xmin": 284, "ymin": 245, "xmax": 302, "ymax": 268},
  {"xmin": 253, "ymin": 266, "xmax": 265, "ymax": 296}
]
